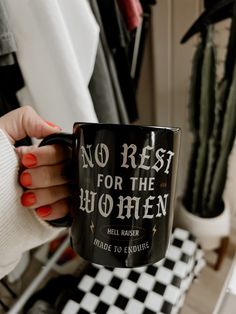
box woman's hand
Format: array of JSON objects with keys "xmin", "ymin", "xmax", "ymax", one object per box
[
  {"xmin": 0, "ymin": 106, "xmax": 71, "ymax": 222},
  {"xmin": 18, "ymin": 143, "xmax": 71, "ymax": 221}
]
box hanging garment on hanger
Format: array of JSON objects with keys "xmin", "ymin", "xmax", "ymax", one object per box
[
  {"xmin": 0, "ymin": 0, "xmax": 31, "ymax": 145},
  {"xmin": 89, "ymin": 0, "xmax": 129, "ymax": 124},
  {"xmin": 0, "ymin": 57, "xmax": 24, "ymax": 117},
  {"xmin": 130, "ymin": 0, "xmax": 153, "ymax": 87},
  {"xmin": 4, "ymin": 0, "xmax": 99, "ymax": 132},
  {"xmin": 0, "ymin": 56, "xmax": 32, "ymax": 146},
  {"xmin": 89, "ymin": 41, "xmax": 121, "ymax": 123},
  {"xmin": 117, "ymin": 0, "xmax": 143, "ymax": 32},
  {"xmin": 126, "ymin": 0, "xmax": 157, "ymax": 88},
  {"xmin": 97, "ymin": 0, "xmax": 139, "ymax": 123},
  {"xmin": 0, "ymin": 0, "xmax": 16, "ymax": 66}
]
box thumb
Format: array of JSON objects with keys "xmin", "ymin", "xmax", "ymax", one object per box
[{"xmin": 0, "ymin": 106, "xmax": 61, "ymax": 144}]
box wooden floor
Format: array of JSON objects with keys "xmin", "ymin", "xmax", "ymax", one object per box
[{"xmin": 181, "ymin": 218, "xmax": 236, "ymax": 314}]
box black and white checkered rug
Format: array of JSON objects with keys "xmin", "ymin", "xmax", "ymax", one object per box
[{"xmin": 60, "ymin": 228, "xmax": 205, "ymax": 314}]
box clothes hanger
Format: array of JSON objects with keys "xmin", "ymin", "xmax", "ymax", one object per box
[{"xmin": 181, "ymin": 0, "xmax": 235, "ymax": 43}]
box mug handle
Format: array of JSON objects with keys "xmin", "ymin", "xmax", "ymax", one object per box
[
  {"xmin": 39, "ymin": 133, "xmax": 74, "ymax": 227},
  {"xmin": 39, "ymin": 133, "xmax": 74, "ymax": 148}
]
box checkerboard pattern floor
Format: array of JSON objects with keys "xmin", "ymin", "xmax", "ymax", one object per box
[{"xmin": 61, "ymin": 228, "xmax": 205, "ymax": 314}]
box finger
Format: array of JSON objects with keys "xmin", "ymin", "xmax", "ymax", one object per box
[
  {"xmin": 21, "ymin": 185, "xmax": 72, "ymax": 208},
  {"xmin": 0, "ymin": 106, "xmax": 61, "ymax": 144},
  {"xmin": 19, "ymin": 162, "xmax": 71, "ymax": 189},
  {"xmin": 17, "ymin": 144, "xmax": 71, "ymax": 168},
  {"xmin": 35, "ymin": 198, "xmax": 71, "ymax": 221}
]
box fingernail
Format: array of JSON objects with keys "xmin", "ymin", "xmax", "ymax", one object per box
[
  {"xmin": 20, "ymin": 172, "xmax": 32, "ymax": 187},
  {"xmin": 36, "ymin": 206, "xmax": 52, "ymax": 218},
  {"xmin": 21, "ymin": 192, "xmax": 36, "ymax": 206},
  {"xmin": 22, "ymin": 153, "xmax": 37, "ymax": 168},
  {"xmin": 45, "ymin": 120, "xmax": 62, "ymax": 130}
]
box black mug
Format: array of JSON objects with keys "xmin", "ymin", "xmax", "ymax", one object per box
[{"xmin": 40, "ymin": 123, "xmax": 181, "ymax": 267}]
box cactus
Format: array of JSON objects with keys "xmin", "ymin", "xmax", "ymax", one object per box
[
  {"xmin": 208, "ymin": 61, "xmax": 236, "ymax": 214},
  {"xmin": 184, "ymin": 2, "xmax": 236, "ymax": 218},
  {"xmin": 183, "ymin": 38, "xmax": 205, "ymax": 211},
  {"xmin": 191, "ymin": 26, "xmax": 216, "ymax": 216}
]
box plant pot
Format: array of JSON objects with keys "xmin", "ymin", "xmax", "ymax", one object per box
[{"xmin": 174, "ymin": 198, "xmax": 231, "ymax": 250}]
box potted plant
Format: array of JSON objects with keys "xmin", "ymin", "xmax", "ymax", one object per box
[{"xmin": 174, "ymin": 3, "xmax": 236, "ymax": 251}]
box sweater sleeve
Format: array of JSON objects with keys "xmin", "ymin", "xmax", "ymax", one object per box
[{"xmin": 0, "ymin": 129, "xmax": 63, "ymax": 279}]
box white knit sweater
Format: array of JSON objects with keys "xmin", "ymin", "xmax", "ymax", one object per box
[{"xmin": 0, "ymin": 129, "xmax": 61, "ymax": 279}]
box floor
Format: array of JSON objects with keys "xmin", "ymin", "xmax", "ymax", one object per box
[{"xmin": 1, "ymin": 224, "xmax": 236, "ymax": 314}]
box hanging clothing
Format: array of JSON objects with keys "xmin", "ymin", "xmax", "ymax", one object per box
[
  {"xmin": 0, "ymin": 0, "xmax": 31, "ymax": 146},
  {"xmin": 0, "ymin": 55, "xmax": 32, "ymax": 146},
  {"xmin": 117, "ymin": 0, "xmax": 143, "ymax": 32},
  {"xmin": 89, "ymin": 41, "xmax": 121, "ymax": 123},
  {"xmin": 0, "ymin": 57, "xmax": 24, "ymax": 117},
  {"xmin": 97, "ymin": 0, "xmax": 138, "ymax": 123},
  {"xmin": 0, "ymin": 65, "xmax": 31, "ymax": 147},
  {"xmin": 131, "ymin": 0, "xmax": 153, "ymax": 87},
  {"xmin": 0, "ymin": 0, "xmax": 16, "ymax": 66},
  {"xmin": 4, "ymin": 0, "xmax": 99, "ymax": 132},
  {"xmin": 89, "ymin": 0, "xmax": 129, "ymax": 124}
]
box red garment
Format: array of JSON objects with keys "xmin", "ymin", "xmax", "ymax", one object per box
[{"xmin": 117, "ymin": 0, "xmax": 143, "ymax": 31}]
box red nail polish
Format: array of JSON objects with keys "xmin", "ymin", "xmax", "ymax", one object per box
[
  {"xmin": 21, "ymin": 192, "xmax": 36, "ymax": 206},
  {"xmin": 45, "ymin": 120, "xmax": 62, "ymax": 130},
  {"xmin": 22, "ymin": 153, "xmax": 37, "ymax": 168},
  {"xmin": 20, "ymin": 172, "xmax": 32, "ymax": 187},
  {"xmin": 36, "ymin": 206, "xmax": 52, "ymax": 218}
]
